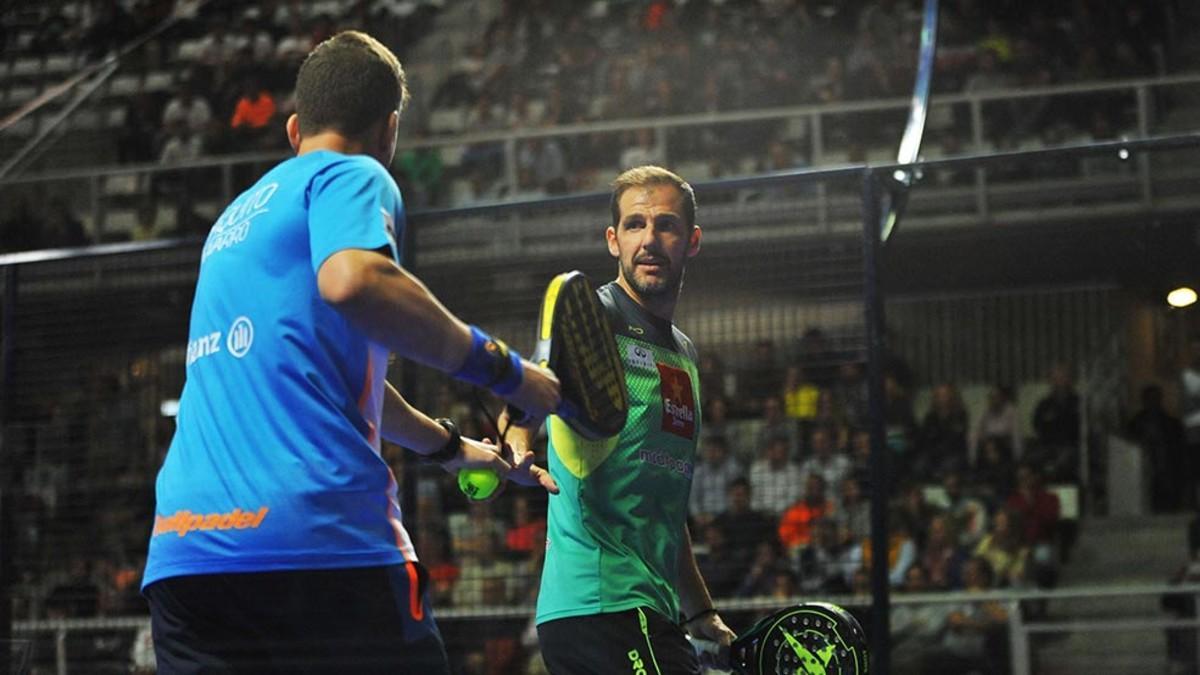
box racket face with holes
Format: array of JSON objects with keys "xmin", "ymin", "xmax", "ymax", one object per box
[
  {"xmin": 730, "ymin": 603, "xmax": 869, "ymax": 675},
  {"xmin": 533, "ymin": 271, "xmax": 628, "ymax": 440}
]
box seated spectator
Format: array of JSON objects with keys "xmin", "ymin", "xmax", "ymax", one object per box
[
  {"xmin": 117, "ymin": 93, "xmax": 161, "ymax": 165},
  {"xmin": 229, "ymin": 75, "xmax": 278, "ymax": 148},
  {"xmin": 799, "ymin": 425, "xmax": 851, "ymax": 498},
  {"xmin": 850, "ymin": 516, "xmax": 917, "ymax": 588},
  {"xmin": 940, "ymin": 471, "xmax": 989, "ymax": 550},
  {"xmin": 158, "ymin": 119, "xmax": 203, "ymax": 164},
  {"xmin": 755, "ymin": 395, "xmax": 799, "ymax": 459},
  {"xmin": 1004, "ymin": 464, "xmax": 1060, "ymax": 588},
  {"xmin": 162, "ymin": 78, "xmax": 214, "ymax": 140},
  {"xmin": 749, "ymin": 436, "xmax": 803, "ymax": 515},
  {"xmin": 934, "ymin": 557, "xmax": 1009, "ymax": 674},
  {"xmin": 736, "ymin": 540, "xmax": 788, "ymax": 598},
  {"xmin": 504, "ymin": 494, "xmax": 546, "ymax": 557},
  {"xmin": 796, "ymin": 518, "xmax": 851, "ymax": 594},
  {"xmin": 449, "ymin": 502, "xmax": 507, "ymax": 562},
  {"xmin": 831, "ymin": 362, "xmax": 868, "ymax": 427},
  {"xmin": 418, "ymin": 528, "xmax": 460, "ymax": 607},
  {"xmin": 698, "ymin": 352, "xmax": 728, "ymax": 408},
  {"xmin": 779, "ymin": 474, "xmax": 834, "ymax": 553},
  {"xmin": 811, "ymin": 389, "xmax": 847, "ymax": 434},
  {"xmin": 972, "ymin": 437, "xmax": 1015, "ymax": 504},
  {"xmin": 452, "ymin": 530, "xmax": 522, "ymax": 608},
  {"xmin": 274, "ymin": 15, "xmax": 314, "ymax": 70},
  {"xmin": 695, "ymin": 523, "xmax": 741, "ymax": 599},
  {"xmin": 618, "ymin": 128, "xmax": 663, "ymax": 170},
  {"xmin": 783, "ymin": 365, "xmax": 820, "ymax": 422},
  {"xmin": 738, "ymin": 339, "xmax": 784, "ymax": 416},
  {"xmin": 847, "ymin": 428, "xmax": 873, "ymax": 491},
  {"xmin": 917, "ymin": 383, "xmax": 969, "ymax": 477},
  {"xmin": 973, "ymin": 508, "xmax": 1028, "ymax": 589},
  {"xmin": 892, "ymin": 565, "xmax": 957, "ymax": 675},
  {"xmin": 714, "ymin": 478, "xmax": 777, "ymax": 569},
  {"xmin": 689, "ymin": 435, "xmax": 743, "ymax": 528},
  {"xmin": 835, "ymin": 475, "xmax": 871, "ymax": 545},
  {"xmin": 920, "ymin": 514, "xmax": 967, "ymax": 590},
  {"xmin": 895, "ymin": 482, "xmax": 937, "ymax": 552},
  {"xmin": 970, "ymin": 384, "xmax": 1022, "ymax": 465}
]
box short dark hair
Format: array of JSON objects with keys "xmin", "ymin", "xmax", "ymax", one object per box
[
  {"xmin": 610, "ymin": 165, "xmax": 697, "ymax": 230},
  {"xmin": 295, "ymin": 31, "xmax": 410, "ymax": 139}
]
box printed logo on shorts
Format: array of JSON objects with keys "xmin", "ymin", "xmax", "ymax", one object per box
[
  {"xmin": 625, "ymin": 343, "xmax": 655, "ymax": 371},
  {"xmin": 628, "ymin": 649, "xmax": 648, "ymax": 675},
  {"xmin": 658, "ymin": 363, "xmax": 696, "ymax": 439}
]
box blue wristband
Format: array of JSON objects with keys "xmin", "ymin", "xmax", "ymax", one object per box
[{"xmin": 452, "ymin": 325, "xmax": 524, "ymax": 395}]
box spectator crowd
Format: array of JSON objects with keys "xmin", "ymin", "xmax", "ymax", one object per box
[{"xmin": 0, "ymin": 0, "xmax": 1184, "ymax": 249}]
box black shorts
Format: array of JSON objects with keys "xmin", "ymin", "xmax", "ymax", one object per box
[
  {"xmin": 144, "ymin": 563, "xmax": 448, "ymax": 675},
  {"xmin": 538, "ymin": 607, "xmax": 700, "ymax": 675}
]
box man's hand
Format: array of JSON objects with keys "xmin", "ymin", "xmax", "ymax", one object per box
[
  {"xmin": 688, "ymin": 611, "xmax": 736, "ymax": 649},
  {"xmin": 502, "ymin": 360, "xmax": 561, "ymax": 423},
  {"xmin": 498, "ymin": 416, "xmax": 559, "ymax": 495},
  {"xmin": 687, "ymin": 612, "xmax": 736, "ymax": 670},
  {"xmin": 441, "ymin": 437, "xmax": 512, "ymax": 475}
]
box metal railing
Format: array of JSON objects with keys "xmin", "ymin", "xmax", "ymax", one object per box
[
  {"xmin": 15, "ymin": 583, "xmax": 1200, "ymax": 675},
  {"xmin": 2, "ymin": 72, "xmax": 1199, "ymax": 243}
]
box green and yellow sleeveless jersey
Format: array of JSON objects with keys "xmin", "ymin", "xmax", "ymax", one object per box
[{"xmin": 536, "ymin": 282, "xmax": 701, "ymax": 625}]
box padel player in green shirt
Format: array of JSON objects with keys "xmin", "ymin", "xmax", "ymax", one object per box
[{"xmin": 506, "ymin": 166, "xmax": 736, "ymax": 674}]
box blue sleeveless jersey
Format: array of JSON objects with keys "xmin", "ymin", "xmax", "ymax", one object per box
[{"xmin": 143, "ymin": 150, "xmax": 414, "ymax": 588}]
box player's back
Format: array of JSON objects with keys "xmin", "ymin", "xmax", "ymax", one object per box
[{"xmin": 144, "ymin": 150, "xmax": 411, "ymax": 587}]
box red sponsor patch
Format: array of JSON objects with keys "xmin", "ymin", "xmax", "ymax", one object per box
[{"xmin": 657, "ymin": 363, "xmax": 696, "ymax": 439}]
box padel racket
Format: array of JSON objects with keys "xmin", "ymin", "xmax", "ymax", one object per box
[
  {"xmin": 693, "ymin": 602, "xmax": 869, "ymax": 675},
  {"xmin": 511, "ymin": 270, "xmax": 628, "ymax": 440}
]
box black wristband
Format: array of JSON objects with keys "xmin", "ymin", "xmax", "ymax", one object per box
[
  {"xmin": 684, "ymin": 607, "xmax": 718, "ymax": 625},
  {"xmin": 421, "ymin": 418, "xmax": 460, "ymax": 465}
]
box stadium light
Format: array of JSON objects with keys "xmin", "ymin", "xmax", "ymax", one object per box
[{"xmin": 1167, "ymin": 287, "xmax": 1197, "ymax": 308}]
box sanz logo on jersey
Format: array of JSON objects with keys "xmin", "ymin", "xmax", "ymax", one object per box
[
  {"xmin": 657, "ymin": 363, "xmax": 696, "ymax": 439},
  {"xmin": 226, "ymin": 316, "xmax": 254, "ymax": 358},
  {"xmin": 625, "ymin": 343, "xmax": 655, "ymax": 370}
]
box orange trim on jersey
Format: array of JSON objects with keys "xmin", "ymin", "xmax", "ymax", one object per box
[
  {"xmin": 404, "ymin": 560, "xmax": 424, "ymax": 621},
  {"xmin": 358, "ymin": 351, "xmax": 378, "ymax": 446}
]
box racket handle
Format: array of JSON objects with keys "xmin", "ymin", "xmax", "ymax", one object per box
[{"xmin": 687, "ymin": 636, "xmax": 732, "ymax": 672}]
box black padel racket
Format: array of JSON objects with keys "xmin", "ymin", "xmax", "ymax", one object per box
[
  {"xmin": 693, "ymin": 602, "xmax": 869, "ymax": 675},
  {"xmin": 512, "ymin": 271, "xmax": 628, "ymax": 440}
]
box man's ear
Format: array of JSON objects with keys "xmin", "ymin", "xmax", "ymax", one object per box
[
  {"xmin": 605, "ymin": 225, "xmax": 620, "ymax": 258},
  {"xmin": 380, "ymin": 110, "xmax": 399, "ymax": 162},
  {"xmin": 286, "ymin": 114, "xmax": 301, "ymax": 153},
  {"xmin": 686, "ymin": 224, "xmax": 703, "ymax": 258}
]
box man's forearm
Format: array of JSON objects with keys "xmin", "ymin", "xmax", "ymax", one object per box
[
  {"xmin": 318, "ymin": 250, "xmax": 471, "ymax": 373},
  {"xmin": 677, "ymin": 524, "xmax": 715, "ymax": 620},
  {"xmin": 380, "ymin": 381, "xmax": 450, "ymax": 453}
]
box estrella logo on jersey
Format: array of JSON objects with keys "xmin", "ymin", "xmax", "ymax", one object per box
[{"xmin": 657, "ymin": 363, "xmax": 696, "ymax": 439}]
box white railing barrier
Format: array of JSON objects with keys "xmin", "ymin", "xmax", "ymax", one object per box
[
  {"xmin": 2, "ymin": 73, "xmax": 1200, "ymax": 242},
  {"xmin": 16, "ymin": 583, "xmax": 1200, "ymax": 675}
]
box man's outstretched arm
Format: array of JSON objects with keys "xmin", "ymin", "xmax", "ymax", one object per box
[{"xmin": 318, "ymin": 248, "xmax": 559, "ymax": 420}]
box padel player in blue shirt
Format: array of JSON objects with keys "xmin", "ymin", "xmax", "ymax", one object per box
[{"xmin": 142, "ymin": 31, "xmax": 559, "ymax": 674}]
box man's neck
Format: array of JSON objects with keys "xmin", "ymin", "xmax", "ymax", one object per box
[
  {"xmin": 616, "ymin": 276, "xmax": 677, "ymax": 322},
  {"xmin": 297, "ymin": 132, "xmax": 368, "ymax": 158}
]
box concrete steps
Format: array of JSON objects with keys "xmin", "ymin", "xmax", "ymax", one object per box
[{"xmin": 1027, "ymin": 515, "xmax": 1194, "ymax": 674}]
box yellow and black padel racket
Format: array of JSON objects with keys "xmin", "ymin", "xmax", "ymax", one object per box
[
  {"xmin": 513, "ymin": 271, "xmax": 628, "ymax": 440},
  {"xmin": 695, "ymin": 603, "xmax": 868, "ymax": 675}
]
